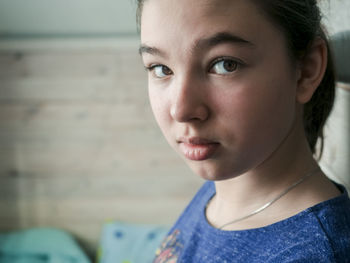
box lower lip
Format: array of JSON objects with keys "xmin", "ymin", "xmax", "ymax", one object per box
[{"xmin": 179, "ymin": 142, "xmax": 219, "ymax": 161}]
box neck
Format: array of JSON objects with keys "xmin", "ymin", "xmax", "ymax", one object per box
[{"xmin": 207, "ymin": 115, "xmax": 325, "ymax": 230}]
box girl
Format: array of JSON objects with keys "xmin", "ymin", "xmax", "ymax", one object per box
[{"xmin": 138, "ymin": 0, "xmax": 350, "ymax": 261}]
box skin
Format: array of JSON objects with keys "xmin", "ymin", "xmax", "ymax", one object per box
[{"xmin": 140, "ymin": 0, "xmax": 340, "ymax": 230}]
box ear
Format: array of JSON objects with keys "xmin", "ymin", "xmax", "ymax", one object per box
[{"xmin": 296, "ymin": 38, "xmax": 328, "ymax": 104}]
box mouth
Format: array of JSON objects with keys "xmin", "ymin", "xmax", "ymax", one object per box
[{"xmin": 177, "ymin": 137, "xmax": 220, "ymax": 161}]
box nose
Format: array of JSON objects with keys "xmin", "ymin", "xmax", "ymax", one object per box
[{"xmin": 170, "ymin": 76, "xmax": 210, "ymax": 123}]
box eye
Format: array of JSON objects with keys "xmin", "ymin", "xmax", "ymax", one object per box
[
  {"xmin": 209, "ymin": 58, "xmax": 240, "ymax": 75},
  {"xmin": 147, "ymin": 65, "xmax": 173, "ymax": 78}
]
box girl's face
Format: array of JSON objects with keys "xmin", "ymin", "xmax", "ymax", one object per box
[{"xmin": 140, "ymin": 0, "xmax": 301, "ymax": 180}]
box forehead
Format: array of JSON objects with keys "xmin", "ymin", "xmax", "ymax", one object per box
[
  {"xmin": 140, "ymin": 0, "xmax": 283, "ymax": 54},
  {"xmin": 141, "ymin": 0, "xmax": 257, "ymax": 21}
]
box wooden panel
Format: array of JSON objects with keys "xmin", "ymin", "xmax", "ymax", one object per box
[
  {"xmin": 0, "ymin": 50, "xmax": 147, "ymax": 103},
  {"xmin": 0, "ymin": 41, "xmax": 203, "ymax": 255},
  {"xmin": 0, "ymin": 167, "xmax": 199, "ymax": 200}
]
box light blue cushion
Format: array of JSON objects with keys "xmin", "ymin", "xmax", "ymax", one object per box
[
  {"xmin": 98, "ymin": 221, "xmax": 169, "ymax": 263},
  {"xmin": 0, "ymin": 228, "xmax": 91, "ymax": 263}
]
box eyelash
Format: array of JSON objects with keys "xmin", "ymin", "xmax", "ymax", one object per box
[
  {"xmin": 208, "ymin": 56, "xmax": 244, "ymax": 74},
  {"xmin": 145, "ymin": 64, "xmax": 173, "ymax": 78},
  {"xmin": 145, "ymin": 64, "xmax": 170, "ymax": 71},
  {"xmin": 145, "ymin": 56, "xmax": 245, "ymax": 78}
]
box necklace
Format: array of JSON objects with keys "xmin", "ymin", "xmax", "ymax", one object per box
[{"xmin": 214, "ymin": 167, "xmax": 320, "ymax": 230}]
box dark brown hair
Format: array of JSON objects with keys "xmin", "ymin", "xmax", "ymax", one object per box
[{"xmin": 136, "ymin": 0, "xmax": 336, "ymax": 157}]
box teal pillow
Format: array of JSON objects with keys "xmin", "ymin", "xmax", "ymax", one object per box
[{"xmin": 0, "ymin": 227, "xmax": 90, "ymax": 263}]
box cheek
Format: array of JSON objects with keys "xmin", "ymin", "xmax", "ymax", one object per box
[
  {"xmin": 246, "ymin": 81, "xmax": 296, "ymax": 147},
  {"xmin": 214, "ymin": 73, "xmax": 297, "ymax": 147},
  {"xmin": 148, "ymin": 88, "xmax": 171, "ymax": 134}
]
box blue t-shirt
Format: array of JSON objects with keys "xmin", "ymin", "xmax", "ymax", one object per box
[{"xmin": 153, "ymin": 181, "xmax": 350, "ymax": 262}]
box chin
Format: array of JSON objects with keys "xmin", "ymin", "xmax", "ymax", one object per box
[{"xmin": 187, "ymin": 161, "xmax": 243, "ymax": 182}]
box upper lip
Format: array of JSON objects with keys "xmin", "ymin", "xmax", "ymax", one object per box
[{"xmin": 177, "ymin": 137, "xmax": 218, "ymax": 145}]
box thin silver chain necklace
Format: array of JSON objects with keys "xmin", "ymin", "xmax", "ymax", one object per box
[{"xmin": 211, "ymin": 167, "xmax": 320, "ymax": 230}]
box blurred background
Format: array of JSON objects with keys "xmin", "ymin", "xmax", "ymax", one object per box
[{"xmin": 0, "ymin": 0, "xmax": 349, "ymax": 259}]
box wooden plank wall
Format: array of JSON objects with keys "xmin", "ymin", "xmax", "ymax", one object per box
[
  {"xmin": 0, "ymin": 39, "xmax": 203, "ymax": 256},
  {"xmin": 0, "ymin": 37, "xmax": 348, "ymax": 258}
]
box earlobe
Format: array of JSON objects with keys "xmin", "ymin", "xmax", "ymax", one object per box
[{"xmin": 296, "ymin": 38, "xmax": 328, "ymax": 104}]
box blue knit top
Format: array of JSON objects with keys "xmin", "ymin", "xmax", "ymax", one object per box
[{"xmin": 153, "ymin": 181, "xmax": 350, "ymax": 262}]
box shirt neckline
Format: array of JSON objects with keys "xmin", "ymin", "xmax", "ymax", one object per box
[{"xmin": 200, "ymin": 181, "xmax": 349, "ymax": 236}]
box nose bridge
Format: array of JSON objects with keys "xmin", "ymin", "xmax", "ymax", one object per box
[
  {"xmin": 170, "ymin": 71, "xmax": 209, "ymax": 122},
  {"xmin": 174, "ymin": 72, "xmax": 197, "ymax": 105}
]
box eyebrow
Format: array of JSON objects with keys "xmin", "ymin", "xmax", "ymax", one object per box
[
  {"xmin": 139, "ymin": 31, "xmax": 254, "ymax": 57},
  {"xmin": 198, "ymin": 32, "xmax": 254, "ymax": 49},
  {"xmin": 139, "ymin": 45, "xmax": 166, "ymax": 57}
]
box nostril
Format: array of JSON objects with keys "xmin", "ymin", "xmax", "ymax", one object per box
[{"xmin": 196, "ymin": 106, "xmax": 210, "ymax": 121}]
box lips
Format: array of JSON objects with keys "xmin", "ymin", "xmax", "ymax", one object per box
[{"xmin": 177, "ymin": 137, "xmax": 220, "ymax": 161}]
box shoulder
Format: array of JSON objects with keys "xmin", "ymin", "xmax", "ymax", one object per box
[
  {"xmin": 268, "ymin": 186, "xmax": 350, "ymax": 262},
  {"xmin": 153, "ymin": 181, "xmax": 215, "ymax": 262},
  {"xmin": 174, "ymin": 180, "xmax": 214, "ymax": 222},
  {"xmin": 307, "ymin": 185, "xmax": 350, "ymax": 261},
  {"xmin": 160, "ymin": 180, "xmax": 214, "ymax": 236}
]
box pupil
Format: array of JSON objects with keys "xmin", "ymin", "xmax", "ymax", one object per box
[
  {"xmin": 162, "ymin": 66, "xmax": 171, "ymax": 75},
  {"xmin": 224, "ymin": 61, "xmax": 236, "ymax": 71}
]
